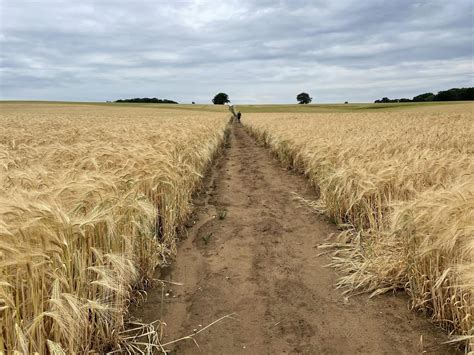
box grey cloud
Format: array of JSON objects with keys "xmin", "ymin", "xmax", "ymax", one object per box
[{"xmin": 0, "ymin": 0, "xmax": 472, "ymax": 103}]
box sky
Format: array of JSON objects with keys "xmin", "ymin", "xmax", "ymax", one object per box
[{"xmin": 0, "ymin": 0, "xmax": 473, "ymax": 104}]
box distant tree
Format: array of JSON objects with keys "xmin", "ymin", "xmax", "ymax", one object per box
[
  {"xmin": 192, "ymin": 101, "xmax": 196, "ymax": 104},
  {"xmin": 375, "ymin": 87, "xmax": 473, "ymax": 104},
  {"xmin": 344, "ymin": 101, "xmax": 349, "ymax": 104},
  {"xmin": 297, "ymin": 92, "xmax": 312, "ymax": 104},
  {"xmin": 375, "ymin": 97, "xmax": 402, "ymax": 103},
  {"xmin": 115, "ymin": 97, "xmax": 178, "ymax": 104},
  {"xmin": 459, "ymin": 87, "xmax": 474, "ymax": 100},
  {"xmin": 435, "ymin": 89, "xmax": 458, "ymax": 101},
  {"xmin": 434, "ymin": 87, "xmax": 474, "ymax": 101},
  {"xmin": 413, "ymin": 92, "xmax": 435, "ymax": 102},
  {"xmin": 212, "ymin": 93, "xmax": 230, "ymax": 105}
]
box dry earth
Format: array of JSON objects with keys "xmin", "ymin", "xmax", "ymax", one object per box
[{"xmin": 132, "ymin": 124, "xmax": 455, "ymax": 354}]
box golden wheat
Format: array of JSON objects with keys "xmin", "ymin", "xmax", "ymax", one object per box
[
  {"xmin": 0, "ymin": 103, "xmax": 227, "ymax": 353},
  {"xmin": 245, "ymin": 103, "xmax": 474, "ymax": 349}
]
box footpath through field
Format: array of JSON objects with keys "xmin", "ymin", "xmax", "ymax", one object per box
[{"xmin": 133, "ymin": 124, "xmax": 455, "ymax": 354}]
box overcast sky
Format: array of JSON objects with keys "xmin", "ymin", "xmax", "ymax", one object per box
[{"xmin": 0, "ymin": 0, "xmax": 473, "ymax": 103}]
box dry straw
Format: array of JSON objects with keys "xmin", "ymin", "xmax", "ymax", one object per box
[
  {"xmin": 246, "ymin": 103, "xmax": 473, "ymax": 350},
  {"xmin": 0, "ymin": 103, "xmax": 227, "ymax": 353}
]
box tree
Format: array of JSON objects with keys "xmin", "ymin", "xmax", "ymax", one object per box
[
  {"xmin": 435, "ymin": 88, "xmax": 458, "ymax": 101},
  {"xmin": 115, "ymin": 97, "xmax": 178, "ymax": 104},
  {"xmin": 297, "ymin": 92, "xmax": 312, "ymax": 104},
  {"xmin": 434, "ymin": 87, "xmax": 474, "ymax": 101},
  {"xmin": 413, "ymin": 92, "xmax": 435, "ymax": 102},
  {"xmin": 212, "ymin": 93, "xmax": 230, "ymax": 105},
  {"xmin": 459, "ymin": 87, "xmax": 474, "ymax": 100}
]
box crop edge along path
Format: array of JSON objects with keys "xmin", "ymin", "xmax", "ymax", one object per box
[
  {"xmin": 126, "ymin": 126, "xmax": 236, "ymax": 353},
  {"xmin": 131, "ymin": 122, "xmax": 457, "ymax": 354},
  {"xmin": 0, "ymin": 103, "xmax": 230, "ymax": 354},
  {"xmin": 243, "ymin": 110, "xmax": 473, "ymax": 353},
  {"xmin": 117, "ymin": 123, "xmax": 233, "ymax": 353}
]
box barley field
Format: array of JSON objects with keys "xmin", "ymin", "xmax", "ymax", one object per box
[
  {"xmin": 245, "ymin": 103, "xmax": 474, "ymax": 348},
  {"xmin": 1, "ymin": 101, "xmax": 472, "ymax": 353},
  {"xmin": 0, "ymin": 103, "xmax": 227, "ymax": 353}
]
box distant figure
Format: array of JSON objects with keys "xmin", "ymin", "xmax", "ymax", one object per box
[{"xmin": 236, "ymin": 111, "xmax": 242, "ymax": 123}]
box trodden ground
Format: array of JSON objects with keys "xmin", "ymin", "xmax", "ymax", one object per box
[{"xmin": 132, "ymin": 123, "xmax": 456, "ymax": 354}]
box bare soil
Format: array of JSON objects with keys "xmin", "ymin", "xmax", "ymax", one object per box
[{"xmin": 132, "ymin": 124, "xmax": 455, "ymax": 354}]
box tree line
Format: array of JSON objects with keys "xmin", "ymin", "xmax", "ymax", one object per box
[
  {"xmin": 374, "ymin": 87, "xmax": 474, "ymax": 103},
  {"xmin": 115, "ymin": 98, "xmax": 178, "ymax": 104},
  {"xmin": 114, "ymin": 87, "xmax": 473, "ymax": 106},
  {"xmin": 113, "ymin": 93, "xmax": 313, "ymax": 105}
]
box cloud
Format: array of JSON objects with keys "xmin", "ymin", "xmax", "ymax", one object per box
[{"xmin": 0, "ymin": 0, "xmax": 472, "ymax": 103}]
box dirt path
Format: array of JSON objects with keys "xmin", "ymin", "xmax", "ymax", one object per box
[{"xmin": 133, "ymin": 124, "xmax": 454, "ymax": 354}]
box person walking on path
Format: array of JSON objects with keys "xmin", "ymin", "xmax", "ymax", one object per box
[{"xmin": 228, "ymin": 105, "xmax": 242, "ymax": 123}]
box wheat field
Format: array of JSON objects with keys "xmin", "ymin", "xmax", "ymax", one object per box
[
  {"xmin": 0, "ymin": 103, "xmax": 227, "ymax": 353},
  {"xmin": 245, "ymin": 103, "xmax": 474, "ymax": 349}
]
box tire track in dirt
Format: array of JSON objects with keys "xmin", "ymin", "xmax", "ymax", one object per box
[{"xmin": 132, "ymin": 124, "xmax": 456, "ymax": 354}]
